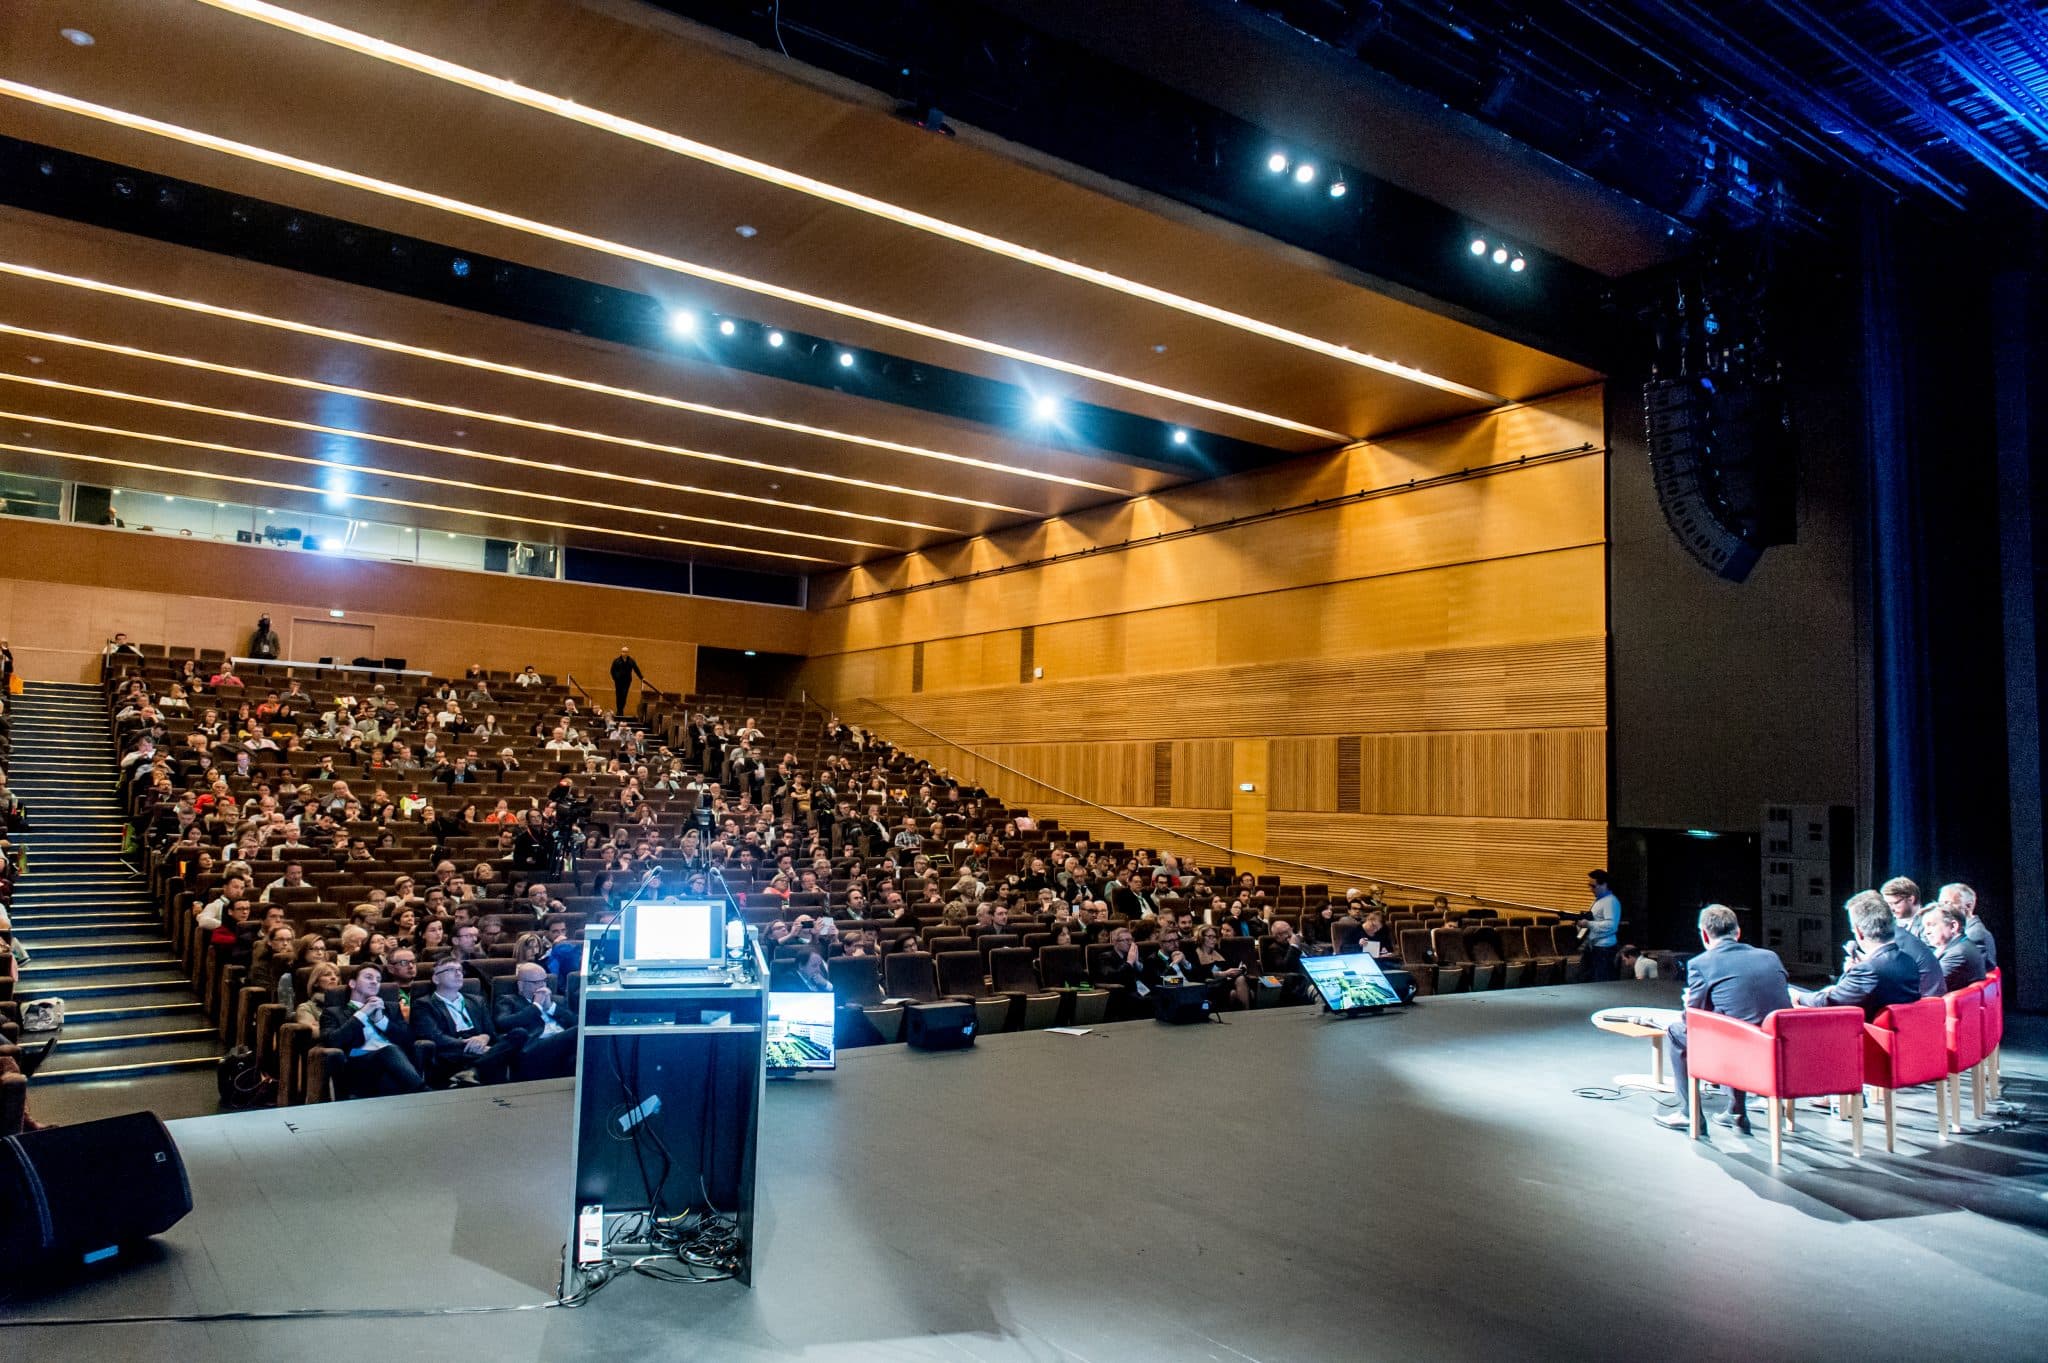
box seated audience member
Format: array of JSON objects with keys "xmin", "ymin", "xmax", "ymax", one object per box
[
  {"xmin": 319, "ymin": 965, "xmax": 427, "ymax": 1097},
  {"xmin": 1795, "ymin": 892, "xmax": 1922, "ymax": 1018},
  {"xmin": 295, "ymin": 964, "xmax": 343, "ymax": 1028},
  {"xmin": 414, "ymin": 957, "xmax": 522, "ymax": 1087},
  {"xmin": 1618, "ymin": 944, "xmax": 1659, "ymax": 979},
  {"xmin": 496, "ymin": 963, "xmax": 577, "ymax": 1080},
  {"xmin": 1656, "ymin": 904, "xmax": 1790, "ymax": 1134},
  {"xmin": 1358, "ymin": 909, "xmax": 1396, "ymax": 958},
  {"xmin": 788, "ymin": 946, "xmax": 833, "ymax": 992},
  {"xmin": 1091, "ymin": 926, "xmax": 1153, "ymax": 1019},
  {"xmin": 1259, "ymin": 920, "xmax": 1311, "ymax": 1004},
  {"xmin": 248, "ymin": 923, "xmax": 299, "ymax": 999},
  {"xmin": 1192, "ymin": 924, "xmax": 1253, "ymax": 1010},
  {"xmin": 1921, "ymin": 903, "xmax": 1987, "ymax": 992},
  {"xmin": 1937, "ymin": 882, "xmax": 1996, "ymax": 970},
  {"xmin": 335, "ymin": 924, "xmax": 371, "ymax": 966},
  {"xmin": 384, "ymin": 946, "xmax": 421, "ymax": 991}
]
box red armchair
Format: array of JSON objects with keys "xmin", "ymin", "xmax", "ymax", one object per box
[
  {"xmin": 1942, "ymin": 983, "xmax": 1988, "ymax": 1133},
  {"xmin": 1686, "ymin": 1005, "xmax": 1868, "ymax": 1164},
  {"xmin": 1982, "ymin": 969, "xmax": 2004, "ymax": 1105},
  {"xmin": 1863, "ymin": 997, "xmax": 1948, "ymax": 1153}
]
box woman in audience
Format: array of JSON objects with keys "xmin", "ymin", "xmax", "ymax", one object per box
[
  {"xmin": 483, "ymin": 798, "xmax": 517, "ymax": 825},
  {"xmin": 390, "ymin": 904, "xmax": 420, "ymax": 946},
  {"xmin": 512, "ymin": 931, "xmax": 550, "ymax": 967},
  {"xmin": 418, "ymin": 916, "xmax": 452, "ymax": 960},
  {"xmin": 295, "ymin": 963, "xmax": 343, "ymax": 1028},
  {"xmin": 1192, "ymin": 924, "xmax": 1254, "ymax": 1010},
  {"xmin": 249, "ymin": 923, "xmax": 298, "ymax": 999}
]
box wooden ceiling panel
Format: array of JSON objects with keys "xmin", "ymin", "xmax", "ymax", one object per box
[{"xmin": 0, "ymin": 0, "xmax": 1596, "ymax": 443}]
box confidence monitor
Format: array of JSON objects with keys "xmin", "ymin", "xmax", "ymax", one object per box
[
  {"xmin": 1300, "ymin": 953, "xmax": 1405, "ymax": 1015},
  {"xmin": 764, "ymin": 990, "xmax": 836, "ymax": 1075}
]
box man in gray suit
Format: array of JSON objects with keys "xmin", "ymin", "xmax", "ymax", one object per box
[
  {"xmin": 1795, "ymin": 892, "xmax": 1922, "ymax": 1019},
  {"xmin": 1922, "ymin": 903, "xmax": 1987, "ymax": 992},
  {"xmin": 1656, "ymin": 904, "xmax": 1790, "ymax": 1135},
  {"xmin": 1938, "ymin": 882, "xmax": 1997, "ymax": 970}
]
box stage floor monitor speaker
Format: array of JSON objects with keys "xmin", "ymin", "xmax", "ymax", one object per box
[
  {"xmin": 1153, "ymin": 981, "xmax": 1213, "ymax": 1024},
  {"xmin": 905, "ymin": 1001, "xmax": 976, "ymax": 1050},
  {"xmin": 0, "ymin": 1111, "xmax": 192, "ymax": 1273}
]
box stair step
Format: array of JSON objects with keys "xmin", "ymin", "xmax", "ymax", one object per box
[
  {"xmin": 10, "ymin": 921, "xmax": 164, "ymax": 940},
  {"xmin": 16, "ymin": 973, "xmax": 193, "ymax": 998},
  {"xmin": 19, "ymin": 939, "xmax": 174, "ymax": 959},
  {"xmin": 59, "ymin": 993, "xmax": 207, "ymax": 1018},
  {"xmin": 19, "ymin": 955, "xmax": 180, "ymax": 977},
  {"xmin": 50, "ymin": 1019, "xmax": 216, "ymax": 1049},
  {"xmin": 34, "ymin": 1050, "xmax": 221, "ymax": 1083}
]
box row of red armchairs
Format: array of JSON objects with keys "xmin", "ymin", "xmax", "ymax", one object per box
[{"xmin": 1684, "ymin": 969, "xmax": 2004, "ymax": 1164}]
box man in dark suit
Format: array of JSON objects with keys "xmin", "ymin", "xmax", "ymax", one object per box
[
  {"xmin": 1109, "ymin": 867, "xmax": 1157, "ymax": 921},
  {"xmin": 319, "ymin": 965, "xmax": 426, "ymax": 1097},
  {"xmin": 1796, "ymin": 891, "xmax": 1921, "ymax": 1019},
  {"xmin": 413, "ymin": 957, "xmax": 523, "ymax": 1086},
  {"xmin": 1921, "ymin": 904, "xmax": 1987, "ymax": 993},
  {"xmin": 496, "ymin": 962, "xmax": 577, "ymax": 1081},
  {"xmin": 1091, "ymin": 926, "xmax": 1153, "ymax": 1020},
  {"xmin": 1657, "ymin": 904, "xmax": 1791, "ymax": 1134},
  {"xmin": 1259, "ymin": 919, "xmax": 1313, "ymax": 1006},
  {"xmin": 1938, "ymin": 883, "xmax": 1997, "ymax": 970}
]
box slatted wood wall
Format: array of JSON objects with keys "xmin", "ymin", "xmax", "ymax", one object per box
[{"xmin": 803, "ymin": 387, "xmax": 1607, "ymax": 909}]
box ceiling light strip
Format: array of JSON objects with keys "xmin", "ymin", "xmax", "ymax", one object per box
[
  {"xmin": 0, "ymin": 405, "xmax": 889, "ymax": 550},
  {"xmin": 0, "ymin": 367, "xmax": 949, "ymax": 534},
  {"xmin": 0, "ymin": 307, "xmax": 1033, "ymax": 518},
  {"xmin": 0, "ymin": 440, "xmax": 831, "ymax": 562},
  {"xmin": 0, "ymin": 79, "xmax": 1352, "ymax": 443},
  {"xmin": 202, "ymin": 0, "xmax": 1506, "ymax": 405}
]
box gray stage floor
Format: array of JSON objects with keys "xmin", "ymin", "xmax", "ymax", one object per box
[{"xmin": 3, "ymin": 980, "xmax": 2045, "ymax": 1362}]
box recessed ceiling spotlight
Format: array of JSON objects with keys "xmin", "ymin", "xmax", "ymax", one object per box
[
  {"xmin": 1328, "ymin": 180, "xmax": 1348, "ymax": 198},
  {"xmin": 1030, "ymin": 395, "xmax": 1061, "ymax": 422},
  {"xmin": 26, "ymin": 355, "xmax": 43, "ymax": 365},
  {"xmin": 734, "ymin": 224, "xmax": 758, "ymax": 238},
  {"xmin": 718, "ymin": 319, "xmax": 737, "ymax": 336},
  {"xmin": 1293, "ymin": 163, "xmax": 1317, "ymax": 185},
  {"xmin": 1510, "ymin": 255, "xmax": 1527, "ymax": 273},
  {"xmin": 1267, "ymin": 152, "xmax": 1289, "ymax": 174},
  {"xmin": 1492, "ymin": 246, "xmax": 1509, "ymax": 264},
  {"xmin": 1171, "ymin": 428, "xmax": 1190, "ymax": 446},
  {"xmin": 1470, "ymin": 238, "xmax": 1488, "ymax": 256},
  {"xmin": 59, "ymin": 28, "xmax": 94, "ymax": 46},
  {"xmin": 767, "ymin": 330, "xmax": 785, "ymax": 347},
  {"xmin": 1152, "ymin": 344, "xmax": 1168, "ymax": 354},
  {"xmin": 668, "ymin": 310, "xmax": 698, "ymax": 337},
  {"xmin": 837, "ymin": 351, "xmax": 855, "ymax": 368}
]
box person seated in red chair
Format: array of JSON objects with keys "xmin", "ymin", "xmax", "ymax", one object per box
[
  {"xmin": 1656, "ymin": 904, "xmax": 1790, "ymax": 1135},
  {"xmin": 1920, "ymin": 903, "xmax": 1987, "ymax": 993},
  {"xmin": 1793, "ymin": 891, "xmax": 1921, "ymax": 1019},
  {"xmin": 414, "ymin": 957, "xmax": 523, "ymax": 1087}
]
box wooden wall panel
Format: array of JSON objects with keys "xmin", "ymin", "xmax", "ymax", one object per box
[
  {"xmin": 0, "ymin": 518, "xmax": 805, "ymax": 684},
  {"xmin": 808, "ymin": 389, "xmax": 1610, "ymax": 909}
]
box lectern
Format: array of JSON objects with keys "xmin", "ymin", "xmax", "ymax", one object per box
[{"xmin": 561, "ymin": 935, "xmax": 766, "ymax": 1294}]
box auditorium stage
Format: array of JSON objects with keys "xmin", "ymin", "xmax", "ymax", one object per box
[{"xmin": 4, "ymin": 981, "xmax": 2045, "ymax": 1362}]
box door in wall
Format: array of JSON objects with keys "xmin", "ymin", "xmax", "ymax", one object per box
[{"xmin": 291, "ymin": 618, "xmax": 377, "ymax": 665}]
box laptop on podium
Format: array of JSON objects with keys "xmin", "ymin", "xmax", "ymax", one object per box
[{"xmin": 617, "ymin": 900, "xmax": 731, "ymax": 987}]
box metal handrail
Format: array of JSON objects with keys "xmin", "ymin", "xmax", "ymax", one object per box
[{"xmin": 802, "ymin": 691, "xmax": 1571, "ymax": 915}]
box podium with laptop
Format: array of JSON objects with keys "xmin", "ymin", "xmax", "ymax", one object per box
[{"xmin": 562, "ymin": 897, "xmax": 768, "ymax": 1294}]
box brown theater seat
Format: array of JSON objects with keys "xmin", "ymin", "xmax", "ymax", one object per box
[
  {"xmin": 988, "ymin": 947, "xmax": 1061, "ymax": 1029},
  {"xmin": 935, "ymin": 951, "xmax": 1011, "ymax": 1033},
  {"xmin": 882, "ymin": 951, "xmax": 939, "ymax": 1004}
]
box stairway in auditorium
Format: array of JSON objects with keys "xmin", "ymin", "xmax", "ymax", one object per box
[{"xmin": 5, "ymin": 680, "xmax": 221, "ymax": 1090}]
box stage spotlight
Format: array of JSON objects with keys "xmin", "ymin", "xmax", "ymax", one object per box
[
  {"xmin": 1510, "ymin": 255, "xmax": 1527, "ymax": 272},
  {"xmin": 1470, "ymin": 238, "xmax": 1488, "ymax": 255},
  {"xmin": 1267, "ymin": 152, "xmax": 1289, "ymax": 174},
  {"xmin": 668, "ymin": 310, "xmax": 698, "ymax": 337},
  {"xmin": 1171, "ymin": 428, "xmax": 1190, "ymax": 446},
  {"xmin": 1328, "ymin": 180, "xmax": 1348, "ymax": 198},
  {"xmin": 837, "ymin": 351, "xmax": 855, "ymax": 367},
  {"xmin": 767, "ymin": 330, "xmax": 785, "ymax": 347},
  {"xmin": 718, "ymin": 319, "xmax": 737, "ymax": 336},
  {"xmin": 1031, "ymin": 395, "xmax": 1061, "ymax": 422},
  {"xmin": 1492, "ymin": 246, "xmax": 1509, "ymax": 264},
  {"xmin": 1293, "ymin": 162, "xmax": 1317, "ymax": 185},
  {"xmin": 60, "ymin": 27, "xmax": 94, "ymax": 46}
]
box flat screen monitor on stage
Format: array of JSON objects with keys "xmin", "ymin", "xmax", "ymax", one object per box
[
  {"xmin": 764, "ymin": 991, "xmax": 836, "ymax": 1073},
  {"xmin": 623, "ymin": 900, "xmax": 721, "ymax": 967},
  {"xmin": 1301, "ymin": 953, "xmax": 1403, "ymax": 1013}
]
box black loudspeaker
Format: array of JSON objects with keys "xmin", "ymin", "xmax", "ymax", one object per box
[
  {"xmin": 904, "ymin": 1001, "xmax": 976, "ymax": 1051},
  {"xmin": 0, "ymin": 1112, "xmax": 192, "ymax": 1272},
  {"xmin": 1152, "ymin": 981, "xmax": 1213, "ymax": 1025}
]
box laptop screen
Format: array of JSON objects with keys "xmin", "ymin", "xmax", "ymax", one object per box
[
  {"xmin": 1299, "ymin": 952, "xmax": 1402, "ymax": 1012},
  {"xmin": 623, "ymin": 900, "xmax": 720, "ymax": 966}
]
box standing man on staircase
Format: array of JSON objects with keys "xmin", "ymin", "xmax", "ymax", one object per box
[
  {"xmin": 249, "ymin": 615, "xmax": 281, "ymax": 661},
  {"xmin": 609, "ymin": 646, "xmax": 645, "ymax": 720}
]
